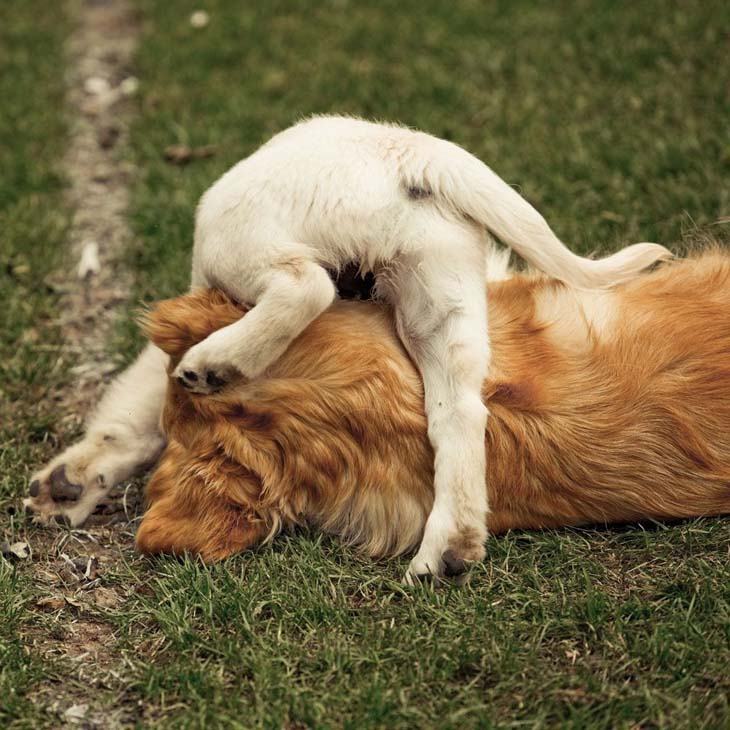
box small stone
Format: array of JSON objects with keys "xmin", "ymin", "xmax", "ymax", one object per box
[
  {"xmin": 190, "ymin": 10, "xmax": 209, "ymax": 28},
  {"xmin": 83, "ymin": 76, "xmax": 111, "ymax": 95},
  {"xmin": 6, "ymin": 541, "xmax": 30, "ymax": 560},
  {"xmin": 64, "ymin": 704, "xmax": 89, "ymax": 723},
  {"xmin": 77, "ymin": 240, "xmax": 101, "ymax": 279},
  {"xmin": 119, "ymin": 76, "xmax": 139, "ymax": 96}
]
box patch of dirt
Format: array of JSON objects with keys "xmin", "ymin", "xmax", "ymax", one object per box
[
  {"xmin": 50, "ymin": 0, "xmax": 139, "ymax": 424},
  {"xmin": 23, "ymin": 525, "xmax": 142, "ymax": 727},
  {"xmin": 20, "ymin": 1, "xmax": 146, "ymax": 726}
]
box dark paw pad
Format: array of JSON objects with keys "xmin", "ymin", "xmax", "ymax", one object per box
[
  {"xmin": 205, "ymin": 370, "xmax": 226, "ymax": 389},
  {"xmin": 178, "ymin": 370, "xmax": 200, "ymax": 389},
  {"xmin": 49, "ymin": 465, "xmax": 83, "ymax": 503},
  {"xmin": 29, "ymin": 479, "xmax": 40, "ymax": 498},
  {"xmin": 441, "ymin": 549, "xmax": 468, "ymax": 578}
]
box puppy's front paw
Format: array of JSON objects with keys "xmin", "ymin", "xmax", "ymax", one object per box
[
  {"xmin": 175, "ymin": 366, "xmax": 231, "ymax": 394},
  {"xmin": 173, "ymin": 340, "xmax": 239, "ymax": 395}
]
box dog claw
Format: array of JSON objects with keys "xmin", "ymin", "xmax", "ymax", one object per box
[
  {"xmin": 53, "ymin": 513, "xmax": 71, "ymax": 527},
  {"xmin": 49, "ymin": 465, "xmax": 83, "ymax": 502},
  {"xmin": 441, "ymin": 549, "xmax": 468, "ymax": 578}
]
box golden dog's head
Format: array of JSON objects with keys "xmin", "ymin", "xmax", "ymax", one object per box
[{"xmin": 136, "ymin": 290, "xmax": 275, "ymax": 561}]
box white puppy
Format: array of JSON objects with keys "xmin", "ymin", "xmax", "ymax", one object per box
[{"xmin": 27, "ymin": 116, "xmax": 669, "ymax": 581}]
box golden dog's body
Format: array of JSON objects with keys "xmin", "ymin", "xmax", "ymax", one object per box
[{"xmin": 137, "ymin": 251, "xmax": 730, "ymax": 562}]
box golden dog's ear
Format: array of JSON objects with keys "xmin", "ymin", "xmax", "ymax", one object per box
[
  {"xmin": 139, "ymin": 289, "xmax": 248, "ymax": 360},
  {"xmin": 136, "ymin": 497, "xmax": 267, "ymax": 562},
  {"xmin": 137, "ymin": 443, "xmax": 269, "ymax": 562}
]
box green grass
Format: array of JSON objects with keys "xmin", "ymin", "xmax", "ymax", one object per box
[
  {"xmin": 113, "ymin": 525, "xmax": 730, "ymax": 728},
  {"xmin": 0, "ymin": 2, "xmax": 71, "ymax": 726},
  {"xmin": 4, "ymin": 0, "xmax": 730, "ymax": 727},
  {"xmin": 125, "ymin": 0, "xmax": 730, "ymax": 316}
]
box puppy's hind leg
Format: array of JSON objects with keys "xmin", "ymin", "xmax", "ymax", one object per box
[
  {"xmin": 387, "ymin": 244, "xmax": 489, "ymax": 584},
  {"xmin": 175, "ymin": 250, "xmax": 336, "ymax": 391}
]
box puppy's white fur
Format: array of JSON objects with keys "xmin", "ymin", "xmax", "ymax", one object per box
[{"xmin": 28, "ymin": 116, "xmax": 669, "ymax": 580}]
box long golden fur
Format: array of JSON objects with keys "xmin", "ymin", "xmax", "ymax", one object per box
[{"xmin": 136, "ymin": 251, "xmax": 730, "ymax": 562}]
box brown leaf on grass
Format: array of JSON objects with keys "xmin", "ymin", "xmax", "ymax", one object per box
[
  {"xmin": 92, "ymin": 586, "xmax": 122, "ymax": 609},
  {"xmin": 36, "ymin": 596, "xmax": 66, "ymax": 611},
  {"xmin": 164, "ymin": 144, "xmax": 216, "ymax": 165}
]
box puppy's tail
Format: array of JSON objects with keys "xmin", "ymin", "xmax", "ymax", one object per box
[{"xmin": 410, "ymin": 139, "xmax": 672, "ymax": 288}]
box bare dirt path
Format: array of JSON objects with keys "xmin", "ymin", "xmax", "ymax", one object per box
[
  {"xmin": 57, "ymin": 0, "xmax": 137, "ymax": 417},
  {"xmin": 23, "ymin": 1, "xmax": 144, "ymax": 726}
]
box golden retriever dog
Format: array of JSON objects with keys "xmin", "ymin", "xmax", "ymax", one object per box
[{"xmin": 135, "ymin": 250, "xmax": 730, "ymax": 570}]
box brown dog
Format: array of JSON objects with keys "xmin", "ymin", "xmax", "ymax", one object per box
[{"xmin": 136, "ymin": 250, "xmax": 730, "ymax": 564}]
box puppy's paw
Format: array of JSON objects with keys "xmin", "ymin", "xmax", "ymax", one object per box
[
  {"xmin": 173, "ymin": 339, "xmax": 240, "ymax": 395},
  {"xmin": 404, "ymin": 525, "xmax": 486, "ymax": 587},
  {"xmin": 174, "ymin": 366, "xmax": 232, "ymax": 394}
]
